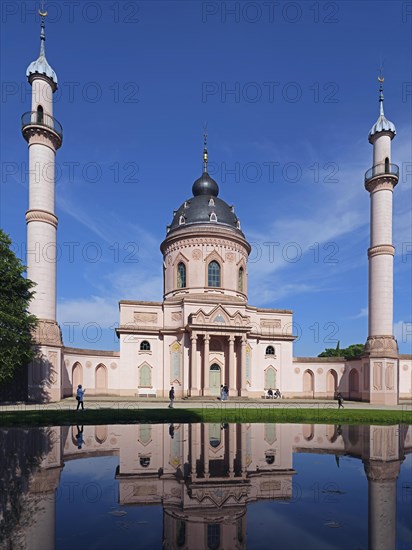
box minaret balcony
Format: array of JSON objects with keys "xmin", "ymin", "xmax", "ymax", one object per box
[
  {"xmin": 21, "ymin": 111, "xmax": 63, "ymax": 147},
  {"xmin": 364, "ymin": 163, "xmax": 399, "ymax": 184}
]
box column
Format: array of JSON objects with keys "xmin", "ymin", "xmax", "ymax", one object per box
[
  {"xmin": 241, "ymin": 336, "xmax": 248, "ymax": 396},
  {"xmin": 241, "ymin": 424, "xmax": 247, "ymax": 476},
  {"xmin": 203, "ymin": 334, "xmax": 210, "ymax": 396},
  {"xmin": 203, "ymin": 424, "xmax": 210, "ymax": 478},
  {"xmin": 228, "ymin": 423, "xmax": 235, "ymax": 478},
  {"xmin": 228, "ymin": 335, "xmax": 236, "ymax": 395},
  {"xmin": 190, "ymin": 333, "xmax": 199, "ymax": 396}
]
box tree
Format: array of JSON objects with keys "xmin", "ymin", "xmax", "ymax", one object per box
[
  {"xmin": 0, "ymin": 230, "xmax": 37, "ymax": 387},
  {"xmin": 318, "ymin": 342, "xmax": 365, "ymax": 360}
]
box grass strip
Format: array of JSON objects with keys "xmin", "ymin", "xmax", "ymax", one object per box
[{"xmin": 0, "ymin": 405, "xmax": 411, "ymax": 427}]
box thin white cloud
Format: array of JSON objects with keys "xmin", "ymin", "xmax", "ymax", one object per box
[{"xmin": 349, "ymin": 307, "xmax": 368, "ymax": 320}]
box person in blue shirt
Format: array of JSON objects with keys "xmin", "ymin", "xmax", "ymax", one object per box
[
  {"xmin": 76, "ymin": 384, "xmax": 86, "ymax": 410},
  {"xmin": 76, "ymin": 425, "xmax": 84, "ymax": 449}
]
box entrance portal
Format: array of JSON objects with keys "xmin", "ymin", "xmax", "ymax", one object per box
[{"xmin": 209, "ymin": 364, "xmax": 221, "ymax": 396}]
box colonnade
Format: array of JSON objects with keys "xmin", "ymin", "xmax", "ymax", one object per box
[{"xmin": 188, "ymin": 332, "xmax": 249, "ymax": 397}]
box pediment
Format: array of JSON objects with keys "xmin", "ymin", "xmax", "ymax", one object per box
[{"xmin": 190, "ymin": 305, "xmax": 250, "ymax": 327}]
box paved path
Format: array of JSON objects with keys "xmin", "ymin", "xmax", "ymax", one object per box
[{"xmin": 1, "ymin": 397, "xmax": 411, "ymax": 412}]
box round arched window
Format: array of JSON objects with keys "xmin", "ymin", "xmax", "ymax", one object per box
[
  {"xmin": 265, "ymin": 345, "xmax": 275, "ymax": 355},
  {"xmin": 177, "ymin": 262, "xmax": 186, "ymax": 288},
  {"xmin": 140, "ymin": 340, "xmax": 151, "ymax": 351},
  {"xmin": 208, "ymin": 261, "xmax": 221, "ymax": 287},
  {"xmin": 140, "ymin": 456, "xmax": 150, "ymax": 467}
]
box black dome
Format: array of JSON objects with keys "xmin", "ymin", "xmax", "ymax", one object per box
[
  {"xmin": 192, "ymin": 172, "xmax": 219, "ymax": 197},
  {"xmin": 167, "ymin": 168, "xmax": 244, "ymax": 236}
]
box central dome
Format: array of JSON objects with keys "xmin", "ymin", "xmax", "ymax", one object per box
[{"xmin": 167, "ymin": 171, "xmax": 243, "ymax": 235}]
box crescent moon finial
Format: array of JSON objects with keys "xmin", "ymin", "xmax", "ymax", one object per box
[
  {"xmin": 38, "ymin": 9, "xmax": 48, "ymax": 17},
  {"xmin": 378, "ymin": 76, "xmax": 384, "ymax": 83}
]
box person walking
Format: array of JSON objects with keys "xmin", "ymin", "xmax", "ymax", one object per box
[
  {"xmin": 76, "ymin": 384, "xmax": 86, "ymax": 410},
  {"xmin": 223, "ymin": 385, "xmax": 229, "ymax": 401},
  {"xmin": 168, "ymin": 386, "xmax": 175, "ymax": 408},
  {"xmin": 76, "ymin": 425, "xmax": 84, "ymax": 449},
  {"xmin": 337, "ymin": 392, "xmax": 344, "ymax": 409}
]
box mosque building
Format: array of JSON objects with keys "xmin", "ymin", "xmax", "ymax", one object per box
[{"xmin": 21, "ymin": 15, "xmax": 411, "ymax": 404}]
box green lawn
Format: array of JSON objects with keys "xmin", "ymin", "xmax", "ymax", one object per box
[{"xmin": 0, "ymin": 405, "xmax": 411, "ymax": 427}]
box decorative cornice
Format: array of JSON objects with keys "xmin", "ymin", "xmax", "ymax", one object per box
[
  {"xmin": 63, "ymin": 347, "xmax": 120, "ymax": 357},
  {"xmin": 22, "ymin": 126, "xmax": 62, "ymax": 150},
  {"xmin": 365, "ymin": 177, "xmax": 397, "ymax": 194},
  {"xmin": 26, "ymin": 209, "xmax": 58, "ymax": 228},
  {"xmin": 162, "ymin": 237, "xmax": 249, "ymax": 258},
  {"xmin": 368, "ymin": 244, "xmax": 395, "ymax": 258},
  {"xmin": 364, "ymin": 335, "xmax": 398, "ymax": 358},
  {"xmin": 161, "ymin": 225, "xmax": 251, "ymax": 255},
  {"xmin": 32, "ymin": 319, "xmax": 62, "ymax": 346}
]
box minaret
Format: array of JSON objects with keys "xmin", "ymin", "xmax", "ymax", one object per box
[
  {"xmin": 364, "ymin": 76, "xmax": 399, "ymax": 405},
  {"xmin": 22, "ymin": 8, "xmax": 63, "ymax": 401}
]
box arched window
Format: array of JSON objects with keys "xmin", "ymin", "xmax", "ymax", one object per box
[
  {"xmin": 139, "ymin": 456, "xmax": 150, "ymax": 468},
  {"xmin": 349, "ymin": 369, "xmax": 359, "ymax": 393},
  {"xmin": 208, "ymin": 260, "xmax": 221, "ymax": 287},
  {"xmin": 139, "ymin": 364, "xmax": 151, "ymax": 387},
  {"xmin": 207, "ymin": 524, "xmax": 221, "ymax": 550},
  {"xmin": 302, "ymin": 424, "xmax": 314, "ymax": 441},
  {"xmin": 265, "ymin": 453, "xmax": 275, "ymax": 465},
  {"xmin": 176, "ymin": 520, "xmax": 186, "ymax": 547},
  {"xmin": 177, "ymin": 262, "xmax": 186, "ymax": 288},
  {"xmin": 95, "ymin": 425, "xmax": 108, "ymax": 444},
  {"xmin": 95, "ymin": 364, "xmax": 107, "ymax": 390},
  {"xmin": 140, "ymin": 340, "xmax": 151, "ymax": 351},
  {"xmin": 385, "ymin": 156, "xmax": 390, "ymax": 173},
  {"xmin": 36, "ymin": 105, "xmax": 44, "ymax": 124},
  {"xmin": 238, "ymin": 267, "xmax": 244, "ymax": 292},
  {"xmin": 72, "ymin": 362, "xmax": 82, "ymax": 394},
  {"xmin": 303, "ymin": 370, "xmax": 314, "ymax": 397},
  {"xmin": 265, "ymin": 345, "xmax": 275, "ymax": 356},
  {"xmin": 209, "ymin": 423, "xmax": 221, "ymax": 448}
]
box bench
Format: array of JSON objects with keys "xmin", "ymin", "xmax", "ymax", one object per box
[
  {"xmin": 137, "ymin": 388, "xmax": 157, "ymax": 398},
  {"xmin": 263, "ymin": 391, "xmax": 282, "ymax": 399}
]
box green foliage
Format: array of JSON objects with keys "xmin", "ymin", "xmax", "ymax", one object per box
[
  {"xmin": 0, "ymin": 230, "xmax": 37, "ymax": 385},
  {"xmin": 318, "ymin": 343, "xmax": 365, "ymax": 360},
  {"xmin": 0, "ymin": 406, "xmax": 410, "ymax": 428}
]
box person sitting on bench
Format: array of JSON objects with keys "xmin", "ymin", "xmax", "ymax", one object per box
[
  {"xmin": 274, "ymin": 388, "xmax": 282, "ymax": 398},
  {"xmin": 267, "ymin": 388, "xmax": 274, "ymax": 398}
]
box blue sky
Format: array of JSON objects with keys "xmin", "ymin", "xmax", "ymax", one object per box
[{"xmin": 1, "ymin": 1, "xmax": 411, "ymax": 355}]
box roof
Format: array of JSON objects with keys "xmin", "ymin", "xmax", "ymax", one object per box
[{"xmin": 167, "ymin": 170, "xmax": 243, "ymax": 236}]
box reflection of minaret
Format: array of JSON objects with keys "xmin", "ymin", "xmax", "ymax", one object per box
[
  {"xmin": 362, "ymin": 426, "xmax": 405, "ymax": 550},
  {"xmin": 25, "ymin": 427, "xmax": 63, "ymax": 550},
  {"xmin": 364, "ymin": 75, "xmax": 399, "ymax": 405},
  {"xmin": 22, "ymin": 8, "xmax": 63, "ymax": 401}
]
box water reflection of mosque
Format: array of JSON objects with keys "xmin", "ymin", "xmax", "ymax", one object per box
[{"xmin": 10, "ymin": 423, "xmax": 412, "ymax": 549}]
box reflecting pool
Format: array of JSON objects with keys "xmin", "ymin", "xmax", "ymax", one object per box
[{"xmin": 0, "ymin": 423, "xmax": 411, "ymax": 549}]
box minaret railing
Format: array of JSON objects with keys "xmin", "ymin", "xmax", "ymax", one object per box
[
  {"xmin": 364, "ymin": 163, "xmax": 399, "ymax": 183},
  {"xmin": 21, "ymin": 111, "xmax": 63, "ymax": 140}
]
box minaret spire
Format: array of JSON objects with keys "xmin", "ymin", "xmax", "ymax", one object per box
[
  {"xmin": 26, "ymin": 0, "xmax": 58, "ymax": 89},
  {"xmin": 378, "ymin": 71, "xmax": 385, "ymax": 116},
  {"xmin": 39, "ymin": 4, "xmax": 47, "ymax": 58},
  {"xmin": 203, "ymin": 124, "xmax": 208, "ymax": 173}
]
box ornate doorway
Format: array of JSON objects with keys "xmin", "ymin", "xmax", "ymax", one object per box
[{"xmin": 209, "ymin": 364, "xmax": 221, "ymax": 396}]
